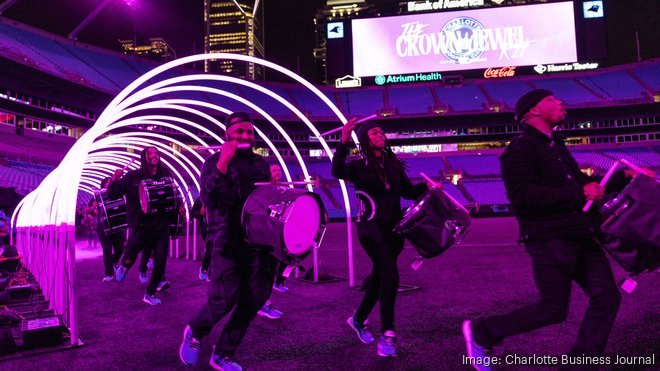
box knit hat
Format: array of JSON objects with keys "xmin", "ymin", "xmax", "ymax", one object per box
[
  {"xmin": 225, "ymin": 112, "xmax": 253, "ymax": 128},
  {"xmin": 224, "ymin": 112, "xmax": 254, "ymax": 139},
  {"xmin": 515, "ymin": 89, "xmax": 552, "ymax": 122},
  {"xmin": 355, "ymin": 120, "xmax": 381, "ymax": 141}
]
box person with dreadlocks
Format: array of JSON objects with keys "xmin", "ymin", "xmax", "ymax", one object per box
[
  {"xmin": 108, "ymin": 147, "xmax": 176, "ymax": 305},
  {"xmin": 332, "ymin": 118, "xmax": 440, "ymax": 357}
]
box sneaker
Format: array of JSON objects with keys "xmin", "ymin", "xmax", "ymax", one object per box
[
  {"xmin": 377, "ymin": 330, "xmax": 397, "ymax": 357},
  {"xmin": 147, "ymin": 258, "xmax": 154, "ymax": 270},
  {"xmin": 115, "ymin": 265, "xmax": 128, "ymax": 282},
  {"xmin": 179, "ymin": 325, "xmax": 201, "ymax": 366},
  {"xmin": 347, "ymin": 314, "xmax": 374, "ymax": 344},
  {"xmin": 157, "ymin": 280, "xmax": 171, "ymax": 292},
  {"xmin": 257, "ymin": 304, "xmax": 283, "ymax": 319},
  {"xmin": 210, "ymin": 347, "xmax": 242, "ymax": 371},
  {"xmin": 139, "ymin": 271, "xmax": 148, "ymax": 284},
  {"xmin": 199, "ymin": 267, "xmax": 209, "ymax": 281},
  {"xmin": 143, "ymin": 294, "xmax": 161, "ymax": 305},
  {"xmin": 272, "ymin": 283, "xmax": 289, "ymax": 293},
  {"xmin": 102, "ymin": 276, "xmax": 113, "ymax": 282},
  {"xmin": 462, "ymin": 320, "xmax": 493, "ymax": 371}
]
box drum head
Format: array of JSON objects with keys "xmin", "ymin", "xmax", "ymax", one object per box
[{"xmin": 283, "ymin": 194, "xmax": 321, "ymax": 255}]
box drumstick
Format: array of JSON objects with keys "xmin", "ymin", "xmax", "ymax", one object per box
[
  {"xmin": 194, "ymin": 143, "xmax": 251, "ymax": 151},
  {"xmin": 582, "ymin": 160, "xmax": 620, "ymax": 212},
  {"xmin": 317, "ymin": 114, "xmax": 378, "ymax": 137},
  {"xmin": 121, "ymin": 158, "xmax": 135, "ymax": 172},
  {"xmin": 254, "ymin": 181, "xmax": 316, "ymax": 186},
  {"xmin": 619, "ymin": 159, "xmax": 645, "ymax": 175},
  {"xmin": 420, "ymin": 172, "xmax": 470, "ymax": 214}
]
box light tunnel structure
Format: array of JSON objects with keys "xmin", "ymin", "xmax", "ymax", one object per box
[{"xmin": 11, "ymin": 53, "xmax": 361, "ymax": 345}]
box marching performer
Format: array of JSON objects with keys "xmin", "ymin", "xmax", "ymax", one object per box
[
  {"xmin": 462, "ymin": 90, "xmax": 622, "ymax": 370},
  {"xmin": 108, "ymin": 147, "xmax": 174, "ymax": 305},
  {"xmin": 191, "ymin": 197, "xmax": 211, "ymax": 281},
  {"xmin": 96, "ymin": 177, "xmax": 125, "ymax": 282},
  {"xmin": 331, "ymin": 117, "xmax": 438, "ymax": 357},
  {"xmin": 179, "ymin": 112, "xmax": 273, "ymax": 370},
  {"xmin": 268, "ymin": 163, "xmax": 289, "ymax": 293}
]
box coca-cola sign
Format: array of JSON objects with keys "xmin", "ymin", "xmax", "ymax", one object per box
[{"xmin": 483, "ymin": 66, "xmax": 516, "ymax": 78}]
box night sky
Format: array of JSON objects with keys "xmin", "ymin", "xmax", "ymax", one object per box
[{"xmin": 2, "ymin": 0, "xmax": 658, "ymax": 84}]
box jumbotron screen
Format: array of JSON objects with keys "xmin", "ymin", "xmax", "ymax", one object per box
[{"xmin": 351, "ymin": 2, "xmax": 578, "ymax": 77}]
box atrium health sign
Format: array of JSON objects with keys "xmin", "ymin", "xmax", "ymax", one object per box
[{"xmin": 352, "ymin": 2, "xmax": 577, "ymax": 77}]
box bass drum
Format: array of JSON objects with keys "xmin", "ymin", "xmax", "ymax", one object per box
[
  {"xmin": 242, "ymin": 185, "xmax": 327, "ymax": 266},
  {"xmin": 394, "ymin": 187, "xmax": 471, "ymax": 259},
  {"xmin": 139, "ymin": 177, "xmax": 180, "ymax": 214}
]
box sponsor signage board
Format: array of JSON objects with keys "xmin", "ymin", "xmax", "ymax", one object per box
[
  {"xmin": 335, "ymin": 75, "xmax": 362, "ymax": 88},
  {"xmin": 533, "ymin": 62, "xmax": 598, "ymax": 74},
  {"xmin": 407, "ymin": 0, "xmax": 485, "ymax": 13},
  {"xmin": 352, "ymin": 2, "xmax": 577, "ymax": 77}
]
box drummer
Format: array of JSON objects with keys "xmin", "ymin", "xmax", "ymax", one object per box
[
  {"xmin": 331, "ymin": 117, "xmax": 439, "ymax": 357},
  {"xmin": 179, "ymin": 112, "xmax": 273, "ymax": 370},
  {"xmin": 462, "ymin": 90, "xmax": 623, "ymax": 370},
  {"xmin": 268, "ymin": 163, "xmax": 290, "ymax": 294},
  {"xmin": 109, "ymin": 147, "xmax": 176, "ymax": 305},
  {"xmin": 96, "ymin": 177, "xmax": 125, "ymax": 282}
]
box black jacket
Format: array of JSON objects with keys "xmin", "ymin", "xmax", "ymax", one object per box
[
  {"xmin": 190, "ymin": 197, "xmax": 207, "ymax": 240},
  {"xmin": 107, "ymin": 167, "xmax": 172, "ymax": 231},
  {"xmin": 332, "ymin": 142, "xmax": 427, "ymax": 226},
  {"xmin": 200, "ymin": 150, "xmax": 270, "ymax": 250},
  {"xmin": 500, "ymin": 125, "xmax": 626, "ymax": 241}
]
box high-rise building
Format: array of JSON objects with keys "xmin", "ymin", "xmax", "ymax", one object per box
[
  {"xmin": 204, "ymin": 0, "xmax": 265, "ymax": 80},
  {"xmin": 118, "ymin": 38, "xmax": 177, "ymax": 62}
]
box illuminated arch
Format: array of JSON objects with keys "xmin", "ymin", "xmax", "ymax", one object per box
[{"xmin": 13, "ymin": 54, "xmax": 366, "ymax": 345}]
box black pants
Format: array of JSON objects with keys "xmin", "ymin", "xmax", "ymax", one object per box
[
  {"xmin": 274, "ymin": 261, "xmax": 287, "ymax": 286},
  {"xmin": 138, "ymin": 243, "xmax": 153, "ymax": 274},
  {"xmin": 122, "ymin": 228, "xmax": 169, "ymax": 296},
  {"xmin": 189, "ymin": 243, "xmax": 274, "ymax": 357},
  {"xmin": 472, "ymin": 237, "xmax": 621, "ymax": 356},
  {"xmin": 355, "ymin": 221, "xmax": 405, "ymax": 333},
  {"xmin": 97, "ymin": 225, "xmax": 125, "ymax": 277}
]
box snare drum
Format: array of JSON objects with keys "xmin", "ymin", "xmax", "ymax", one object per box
[
  {"xmin": 139, "ymin": 177, "xmax": 180, "ymax": 214},
  {"xmin": 598, "ymin": 175, "xmax": 660, "ymax": 274},
  {"xmin": 94, "ymin": 189, "xmax": 127, "ymax": 234},
  {"xmin": 394, "ymin": 187, "xmax": 471, "ymax": 259},
  {"xmin": 242, "ymin": 185, "xmax": 327, "ymax": 266}
]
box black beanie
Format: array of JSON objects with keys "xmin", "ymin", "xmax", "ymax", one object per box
[
  {"xmin": 355, "ymin": 120, "xmax": 381, "ymax": 141},
  {"xmin": 515, "ymin": 89, "xmax": 552, "ymax": 122},
  {"xmin": 225, "ymin": 112, "xmax": 253, "ymax": 128}
]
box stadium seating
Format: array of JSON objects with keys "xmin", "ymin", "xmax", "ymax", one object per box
[
  {"xmin": 445, "ymin": 154, "xmax": 500, "ymax": 177},
  {"xmin": 339, "ymin": 89, "xmax": 384, "ymax": 117},
  {"xmin": 387, "ymin": 86, "xmax": 435, "ymax": 116},
  {"xmin": 570, "ymin": 150, "xmax": 617, "ymax": 170},
  {"xmin": 532, "ymin": 77, "xmax": 601, "ymax": 106},
  {"xmin": 631, "ymin": 63, "xmax": 660, "ymax": 91},
  {"xmin": 579, "ymin": 71, "xmax": 648, "ymax": 101},
  {"xmin": 462, "ymin": 180, "xmax": 508, "ymax": 205},
  {"xmin": 434, "ymin": 83, "xmax": 487, "ymax": 112},
  {"xmin": 480, "ymin": 80, "xmax": 532, "ymax": 108}
]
